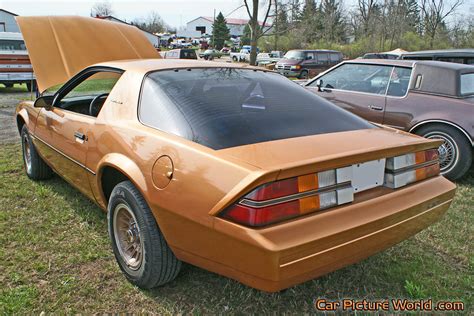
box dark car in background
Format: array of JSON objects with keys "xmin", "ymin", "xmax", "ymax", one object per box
[
  {"xmin": 162, "ymin": 49, "xmax": 197, "ymax": 60},
  {"xmin": 400, "ymin": 49, "xmax": 474, "ymax": 65},
  {"xmin": 275, "ymin": 49, "xmax": 343, "ymax": 79},
  {"xmin": 362, "ymin": 52, "xmax": 399, "ymax": 60},
  {"xmin": 306, "ymin": 59, "xmax": 474, "ymax": 180}
]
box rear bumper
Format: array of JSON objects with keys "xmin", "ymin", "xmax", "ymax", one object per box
[{"xmin": 167, "ymin": 176, "xmax": 456, "ymax": 292}]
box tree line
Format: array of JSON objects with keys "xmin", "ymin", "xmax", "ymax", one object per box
[{"xmin": 242, "ymin": 0, "xmax": 472, "ymax": 64}]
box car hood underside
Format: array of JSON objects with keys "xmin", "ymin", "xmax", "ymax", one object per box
[{"xmin": 16, "ymin": 16, "xmax": 160, "ymax": 93}]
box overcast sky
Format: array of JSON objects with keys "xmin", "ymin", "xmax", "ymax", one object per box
[{"xmin": 1, "ymin": 0, "xmax": 472, "ymax": 29}]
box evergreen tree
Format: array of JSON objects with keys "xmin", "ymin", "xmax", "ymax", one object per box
[
  {"xmin": 321, "ymin": 0, "xmax": 346, "ymax": 43},
  {"xmin": 212, "ymin": 12, "xmax": 230, "ymax": 49}
]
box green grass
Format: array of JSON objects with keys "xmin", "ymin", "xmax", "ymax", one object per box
[{"xmin": 0, "ymin": 143, "xmax": 472, "ymax": 313}]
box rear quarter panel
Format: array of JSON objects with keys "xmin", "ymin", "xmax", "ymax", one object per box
[{"xmin": 384, "ymin": 92, "xmax": 474, "ymax": 143}]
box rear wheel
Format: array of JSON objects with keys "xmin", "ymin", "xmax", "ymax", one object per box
[
  {"xmin": 416, "ymin": 124, "xmax": 472, "ymax": 180},
  {"xmin": 21, "ymin": 125, "xmax": 53, "ymax": 180},
  {"xmin": 108, "ymin": 180, "xmax": 181, "ymax": 289}
]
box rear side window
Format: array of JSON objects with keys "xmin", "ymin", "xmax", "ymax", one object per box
[
  {"xmin": 460, "ymin": 73, "xmax": 474, "ymax": 96},
  {"xmin": 317, "ymin": 53, "xmax": 329, "ymax": 63},
  {"xmin": 387, "ymin": 67, "xmax": 412, "ymax": 97},
  {"xmin": 139, "ymin": 68, "xmax": 373, "ymax": 150}
]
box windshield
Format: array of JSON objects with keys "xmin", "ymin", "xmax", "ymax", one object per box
[
  {"xmin": 284, "ymin": 51, "xmax": 305, "ymax": 60},
  {"xmin": 139, "ymin": 68, "xmax": 374, "ymax": 150},
  {"xmin": 460, "ymin": 73, "xmax": 474, "ymax": 96},
  {"xmin": 0, "ymin": 39, "xmax": 26, "ymax": 51}
]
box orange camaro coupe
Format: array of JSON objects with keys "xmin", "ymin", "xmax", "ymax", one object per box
[{"xmin": 15, "ymin": 17, "xmax": 456, "ymax": 292}]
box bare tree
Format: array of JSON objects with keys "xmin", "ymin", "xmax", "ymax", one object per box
[
  {"xmin": 420, "ymin": 0, "xmax": 463, "ymax": 47},
  {"xmin": 91, "ymin": 0, "xmax": 114, "ymax": 17},
  {"xmin": 132, "ymin": 11, "xmax": 168, "ymax": 34},
  {"xmin": 244, "ymin": 0, "xmax": 273, "ymax": 65}
]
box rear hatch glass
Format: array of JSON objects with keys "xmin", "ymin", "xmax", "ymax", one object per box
[{"xmin": 139, "ymin": 68, "xmax": 374, "ymax": 149}]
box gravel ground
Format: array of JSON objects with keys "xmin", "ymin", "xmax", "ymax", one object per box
[{"xmin": 0, "ymin": 85, "xmax": 32, "ymax": 144}]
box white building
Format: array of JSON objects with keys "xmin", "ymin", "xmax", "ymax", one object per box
[
  {"xmin": 95, "ymin": 16, "xmax": 160, "ymax": 47},
  {"xmin": 0, "ymin": 9, "xmax": 20, "ymax": 32},
  {"xmin": 179, "ymin": 16, "xmax": 271, "ymax": 38}
]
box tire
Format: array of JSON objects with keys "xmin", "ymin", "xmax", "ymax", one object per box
[
  {"xmin": 108, "ymin": 180, "xmax": 181, "ymax": 289},
  {"xmin": 204, "ymin": 55, "xmax": 209, "ymax": 60},
  {"xmin": 26, "ymin": 81, "xmax": 37, "ymax": 92},
  {"xmin": 232, "ymin": 56, "xmax": 238, "ymax": 62},
  {"xmin": 21, "ymin": 125, "xmax": 53, "ymax": 180},
  {"xmin": 416, "ymin": 124, "xmax": 472, "ymax": 180},
  {"xmin": 299, "ymin": 70, "xmax": 309, "ymax": 79}
]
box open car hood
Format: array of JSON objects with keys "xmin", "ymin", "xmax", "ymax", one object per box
[{"xmin": 16, "ymin": 16, "xmax": 160, "ymax": 93}]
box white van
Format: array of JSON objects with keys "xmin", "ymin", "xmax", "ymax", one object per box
[{"xmin": 0, "ymin": 32, "xmax": 36, "ymax": 91}]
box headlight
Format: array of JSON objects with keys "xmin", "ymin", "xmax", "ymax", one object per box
[{"xmin": 290, "ymin": 65, "xmax": 301, "ymax": 70}]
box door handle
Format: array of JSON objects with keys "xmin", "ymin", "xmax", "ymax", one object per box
[
  {"xmin": 74, "ymin": 131, "xmax": 87, "ymax": 142},
  {"xmin": 368, "ymin": 105, "xmax": 384, "ymax": 111}
]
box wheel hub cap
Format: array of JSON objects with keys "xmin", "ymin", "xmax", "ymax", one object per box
[
  {"xmin": 113, "ymin": 203, "xmax": 142, "ymax": 270},
  {"xmin": 424, "ymin": 132, "xmax": 457, "ymax": 173},
  {"xmin": 23, "ymin": 134, "xmax": 32, "ymax": 172}
]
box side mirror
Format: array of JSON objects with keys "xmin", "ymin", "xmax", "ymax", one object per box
[
  {"xmin": 316, "ymin": 79, "xmax": 324, "ymax": 92},
  {"xmin": 34, "ymin": 95, "xmax": 54, "ymax": 111}
]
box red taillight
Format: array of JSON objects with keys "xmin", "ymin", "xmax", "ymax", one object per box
[
  {"xmin": 220, "ymin": 169, "xmax": 353, "ymax": 227},
  {"xmin": 245, "ymin": 177, "xmax": 298, "ymax": 201},
  {"xmin": 223, "ymin": 201, "xmax": 300, "ymax": 227}
]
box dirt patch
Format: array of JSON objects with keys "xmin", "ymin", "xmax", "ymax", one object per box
[{"xmin": 0, "ymin": 88, "xmax": 32, "ymax": 144}]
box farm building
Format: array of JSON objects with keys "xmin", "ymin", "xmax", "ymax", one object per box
[
  {"xmin": 0, "ymin": 9, "xmax": 20, "ymax": 32},
  {"xmin": 179, "ymin": 16, "xmax": 271, "ymax": 38}
]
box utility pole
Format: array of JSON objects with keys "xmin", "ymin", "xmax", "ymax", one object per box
[{"xmin": 212, "ymin": 8, "xmax": 216, "ymax": 48}]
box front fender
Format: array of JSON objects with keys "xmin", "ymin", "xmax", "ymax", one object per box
[{"xmin": 15, "ymin": 101, "xmax": 37, "ymax": 133}]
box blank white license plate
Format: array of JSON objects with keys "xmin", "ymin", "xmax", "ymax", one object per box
[{"xmin": 352, "ymin": 159, "xmax": 386, "ymax": 192}]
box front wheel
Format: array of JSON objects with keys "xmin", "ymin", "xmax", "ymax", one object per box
[
  {"xmin": 108, "ymin": 180, "xmax": 181, "ymax": 289},
  {"xmin": 416, "ymin": 124, "xmax": 472, "ymax": 180},
  {"xmin": 299, "ymin": 70, "xmax": 309, "ymax": 79},
  {"xmin": 21, "ymin": 125, "xmax": 53, "ymax": 180},
  {"xmin": 232, "ymin": 56, "xmax": 238, "ymax": 62}
]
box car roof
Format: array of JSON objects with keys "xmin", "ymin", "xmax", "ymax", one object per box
[
  {"xmin": 96, "ymin": 59, "xmax": 261, "ymax": 74},
  {"xmin": 344, "ymin": 58, "xmax": 474, "ymax": 71},
  {"xmin": 401, "ymin": 49, "xmax": 474, "ymax": 57},
  {"xmin": 346, "ymin": 59, "xmax": 416, "ymax": 67},
  {"xmin": 290, "ymin": 49, "xmax": 341, "ymax": 53}
]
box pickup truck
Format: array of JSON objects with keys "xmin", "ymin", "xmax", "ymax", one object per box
[
  {"xmin": 256, "ymin": 51, "xmax": 284, "ymax": 66},
  {"xmin": 231, "ymin": 49, "xmax": 250, "ymax": 62},
  {"xmin": 0, "ymin": 32, "xmax": 36, "ymax": 91}
]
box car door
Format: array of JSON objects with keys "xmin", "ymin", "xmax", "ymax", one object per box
[
  {"xmin": 315, "ymin": 52, "xmax": 330, "ymax": 74},
  {"xmin": 34, "ymin": 68, "xmax": 122, "ymax": 197},
  {"xmin": 306, "ymin": 63, "xmax": 393, "ymax": 124},
  {"xmin": 301, "ymin": 52, "xmax": 317, "ymax": 72}
]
